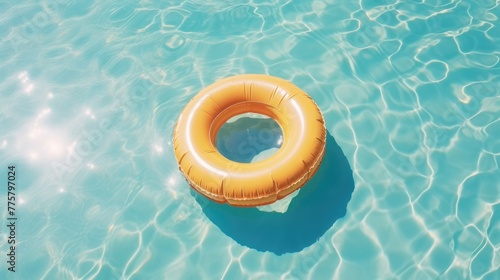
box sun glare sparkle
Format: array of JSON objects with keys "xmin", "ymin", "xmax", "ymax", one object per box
[
  {"xmin": 154, "ymin": 144, "xmax": 163, "ymax": 153},
  {"xmin": 167, "ymin": 176, "xmax": 177, "ymax": 186},
  {"xmin": 25, "ymin": 84, "xmax": 34, "ymax": 92}
]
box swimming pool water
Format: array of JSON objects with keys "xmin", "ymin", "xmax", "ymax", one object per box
[{"xmin": 1, "ymin": 0, "xmax": 499, "ymax": 279}]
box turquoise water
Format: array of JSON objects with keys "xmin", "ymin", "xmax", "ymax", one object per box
[{"xmin": 1, "ymin": 0, "xmax": 499, "ymax": 279}]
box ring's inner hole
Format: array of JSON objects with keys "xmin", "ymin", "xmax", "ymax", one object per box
[{"xmin": 215, "ymin": 113, "xmax": 284, "ymax": 163}]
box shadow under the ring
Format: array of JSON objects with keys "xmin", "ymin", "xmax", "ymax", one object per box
[
  {"xmin": 192, "ymin": 129, "xmax": 354, "ymax": 255},
  {"xmin": 215, "ymin": 115, "xmax": 283, "ymax": 163}
]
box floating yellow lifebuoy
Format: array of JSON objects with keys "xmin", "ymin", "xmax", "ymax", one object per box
[{"xmin": 173, "ymin": 74, "xmax": 326, "ymax": 207}]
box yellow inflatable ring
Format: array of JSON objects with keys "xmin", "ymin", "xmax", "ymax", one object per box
[{"xmin": 173, "ymin": 74, "xmax": 326, "ymax": 207}]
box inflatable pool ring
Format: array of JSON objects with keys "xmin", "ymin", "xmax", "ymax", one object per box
[{"xmin": 173, "ymin": 74, "xmax": 326, "ymax": 207}]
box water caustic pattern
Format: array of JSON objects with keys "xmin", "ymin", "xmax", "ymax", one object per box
[{"xmin": 0, "ymin": 0, "xmax": 499, "ymax": 279}]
